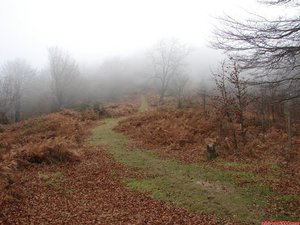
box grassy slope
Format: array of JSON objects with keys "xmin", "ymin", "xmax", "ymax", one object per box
[{"xmin": 86, "ymin": 97, "xmax": 299, "ymax": 224}]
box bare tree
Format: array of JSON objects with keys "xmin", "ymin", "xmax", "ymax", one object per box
[
  {"xmin": 0, "ymin": 59, "xmax": 34, "ymax": 122},
  {"xmin": 212, "ymin": 0, "xmax": 300, "ymax": 157},
  {"xmin": 48, "ymin": 47, "xmax": 79, "ymax": 110},
  {"xmin": 228, "ymin": 61, "xmax": 249, "ymax": 139},
  {"xmin": 150, "ymin": 39, "xmax": 190, "ymax": 104},
  {"xmin": 0, "ymin": 75, "xmax": 13, "ymax": 123},
  {"xmin": 197, "ymin": 80, "xmax": 209, "ymax": 113},
  {"xmin": 261, "ymin": 0, "xmax": 299, "ymax": 6},
  {"xmin": 172, "ymin": 73, "xmax": 189, "ymax": 108},
  {"xmin": 213, "ymin": 60, "xmax": 238, "ymax": 152},
  {"xmin": 212, "ymin": 0, "xmax": 300, "ymax": 101},
  {"xmin": 285, "ymin": 99, "xmax": 293, "ymax": 159}
]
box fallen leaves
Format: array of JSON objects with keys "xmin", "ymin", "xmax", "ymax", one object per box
[
  {"xmin": 0, "ymin": 109, "xmax": 95, "ymax": 206},
  {"xmin": 0, "ymin": 107, "xmax": 223, "ymax": 224},
  {"xmin": 0, "ymin": 147, "xmax": 221, "ymax": 224},
  {"xmin": 115, "ymin": 107, "xmax": 300, "ymax": 197},
  {"xmin": 115, "ymin": 108, "xmax": 215, "ymax": 163}
]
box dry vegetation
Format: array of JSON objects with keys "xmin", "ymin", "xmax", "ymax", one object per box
[
  {"xmin": 0, "ymin": 103, "xmax": 222, "ymax": 224},
  {"xmin": 103, "ymin": 95, "xmax": 140, "ymax": 117},
  {"xmin": 0, "ymin": 92, "xmax": 299, "ymax": 223},
  {"xmin": 116, "ymin": 105, "xmax": 299, "ymax": 162},
  {"xmin": 116, "ymin": 95, "xmax": 300, "ymax": 197},
  {"xmin": 105, "ymin": 103, "xmax": 138, "ymax": 117},
  {"xmin": 0, "ymin": 109, "xmax": 97, "ymax": 206}
]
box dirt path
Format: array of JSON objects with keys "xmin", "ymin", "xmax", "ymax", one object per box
[{"xmin": 1, "ymin": 134, "xmax": 219, "ymax": 225}]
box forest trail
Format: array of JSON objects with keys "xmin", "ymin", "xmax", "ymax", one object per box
[
  {"xmin": 3, "ymin": 145, "xmax": 221, "ymax": 225},
  {"xmin": 1, "ymin": 127, "xmax": 218, "ymax": 224},
  {"xmin": 0, "ymin": 97, "xmax": 218, "ymax": 225},
  {"xmin": 86, "ymin": 96, "xmax": 300, "ymax": 224},
  {"xmin": 2, "ymin": 97, "xmax": 297, "ymax": 224},
  {"xmin": 87, "ymin": 117, "xmax": 265, "ymax": 225}
]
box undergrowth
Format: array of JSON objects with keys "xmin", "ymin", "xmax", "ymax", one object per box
[{"xmin": 87, "ymin": 118, "xmax": 300, "ymax": 224}]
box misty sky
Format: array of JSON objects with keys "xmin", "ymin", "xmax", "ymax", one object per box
[{"xmin": 0, "ymin": 0, "xmax": 286, "ymax": 68}]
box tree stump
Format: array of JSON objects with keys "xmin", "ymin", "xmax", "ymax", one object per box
[{"xmin": 207, "ymin": 144, "xmax": 218, "ymax": 160}]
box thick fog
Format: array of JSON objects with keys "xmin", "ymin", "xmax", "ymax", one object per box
[
  {"xmin": 0, "ymin": 0, "xmax": 296, "ymax": 122},
  {"xmin": 0, "ymin": 0, "xmax": 275, "ymax": 66}
]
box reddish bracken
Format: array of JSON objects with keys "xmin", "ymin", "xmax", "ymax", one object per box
[
  {"xmin": 0, "ymin": 110, "xmax": 94, "ymax": 206},
  {"xmin": 115, "ymin": 107, "xmax": 300, "ymax": 195}
]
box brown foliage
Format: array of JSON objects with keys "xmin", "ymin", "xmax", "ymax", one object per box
[
  {"xmin": 1, "ymin": 147, "xmax": 220, "ymax": 224},
  {"xmin": 17, "ymin": 138, "xmax": 81, "ymax": 165},
  {"xmin": 116, "ymin": 108, "xmax": 217, "ymax": 162},
  {"xmin": 105, "ymin": 103, "xmax": 138, "ymax": 117},
  {"xmin": 117, "ymin": 108, "xmax": 300, "ymax": 161},
  {"xmin": 116, "ymin": 107, "xmax": 300, "ymax": 195},
  {"xmin": 0, "ymin": 109, "xmax": 94, "ymax": 204}
]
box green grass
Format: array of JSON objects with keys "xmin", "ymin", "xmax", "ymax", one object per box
[
  {"xmin": 38, "ymin": 171, "xmax": 76, "ymax": 195},
  {"xmin": 38, "ymin": 171, "xmax": 66, "ymax": 189},
  {"xmin": 86, "ymin": 117, "xmax": 299, "ymax": 224}
]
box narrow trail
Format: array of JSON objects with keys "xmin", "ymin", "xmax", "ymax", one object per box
[
  {"xmin": 112, "ymin": 96, "xmax": 300, "ymax": 224},
  {"xmin": 86, "ymin": 96, "xmax": 271, "ymax": 224},
  {"xmin": 1, "ymin": 97, "xmax": 299, "ymax": 224},
  {"xmin": 1, "ymin": 141, "xmax": 218, "ymax": 225},
  {"xmin": 0, "ymin": 97, "xmax": 218, "ymax": 225},
  {"xmin": 88, "ymin": 118, "xmax": 263, "ymax": 225}
]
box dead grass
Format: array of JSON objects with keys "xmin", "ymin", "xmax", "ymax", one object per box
[
  {"xmin": 0, "ymin": 109, "xmax": 95, "ymax": 205},
  {"xmin": 115, "ymin": 106, "xmax": 300, "ymax": 197},
  {"xmin": 105, "ymin": 103, "xmax": 138, "ymax": 117},
  {"xmin": 18, "ymin": 138, "xmax": 81, "ymax": 165},
  {"xmin": 89, "ymin": 117, "xmax": 300, "ymax": 224}
]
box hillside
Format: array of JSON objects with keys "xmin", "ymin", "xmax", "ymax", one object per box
[{"xmin": 0, "ymin": 96, "xmax": 299, "ymax": 224}]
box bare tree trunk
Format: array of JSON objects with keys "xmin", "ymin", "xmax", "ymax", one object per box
[
  {"xmin": 232, "ymin": 129, "xmax": 238, "ymax": 153},
  {"xmin": 202, "ymin": 93, "xmax": 206, "ymax": 113},
  {"xmin": 219, "ymin": 120, "xmax": 225, "ymax": 142},
  {"xmin": 261, "ymin": 111, "xmax": 266, "ymax": 134},
  {"xmin": 226, "ymin": 111, "xmax": 238, "ymax": 153},
  {"xmin": 286, "ymin": 100, "xmax": 292, "ymax": 160},
  {"xmin": 14, "ymin": 90, "xmax": 21, "ymax": 122},
  {"xmin": 240, "ymin": 111, "xmax": 245, "ymax": 143},
  {"xmin": 14, "ymin": 100, "xmax": 21, "ymax": 122},
  {"xmin": 159, "ymin": 89, "xmax": 166, "ymax": 105},
  {"xmin": 260, "ymin": 92, "xmax": 266, "ymax": 135},
  {"xmin": 271, "ymin": 104, "xmax": 276, "ymax": 123}
]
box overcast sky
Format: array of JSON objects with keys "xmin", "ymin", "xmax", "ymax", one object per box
[{"xmin": 0, "ymin": 0, "xmax": 287, "ymax": 68}]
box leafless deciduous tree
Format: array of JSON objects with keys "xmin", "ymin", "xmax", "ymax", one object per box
[
  {"xmin": 197, "ymin": 80, "xmax": 210, "ymax": 113},
  {"xmin": 0, "ymin": 75, "xmax": 13, "ymax": 123},
  {"xmin": 212, "ymin": 0, "xmax": 300, "ymax": 101},
  {"xmin": 213, "ymin": 59, "xmax": 251, "ymax": 151},
  {"xmin": 228, "ymin": 61, "xmax": 249, "ymax": 138},
  {"xmin": 150, "ymin": 39, "xmax": 190, "ymax": 104},
  {"xmin": 172, "ymin": 73, "xmax": 189, "ymax": 108},
  {"xmin": 261, "ymin": 0, "xmax": 299, "ymax": 6},
  {"xmin": 48, "ymin": 47, "xmax": 79, "ymax": 110},
  {"xmin": 0, "ymin": 59, "xmax": 34, "ymax": 122},
  {"xmin": 213, "ymin": 60, "xmax": 238, "ymax": 152},
  {"xmin": 212, "ymin": 0, "xmax": 300, "ymax": 156}
]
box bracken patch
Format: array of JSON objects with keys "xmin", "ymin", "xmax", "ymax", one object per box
[{"xmin": 0, "ymin": 109, "xmax": 95, "ymax": 205}]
